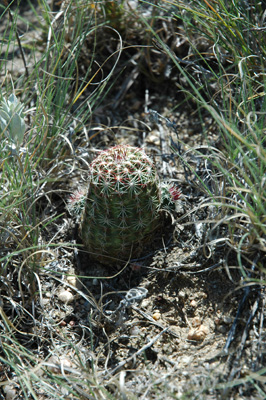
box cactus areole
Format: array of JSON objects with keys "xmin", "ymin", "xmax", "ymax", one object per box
[{"xmin": 80, "ymin": 145, "xmax": 161, "ymax": 264}]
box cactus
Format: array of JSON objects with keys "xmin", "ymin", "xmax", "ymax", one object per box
[{"xmin": 80, "ymin": 145, "xmax": 162, "ymax": 264}]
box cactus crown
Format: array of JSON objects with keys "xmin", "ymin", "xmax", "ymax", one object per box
[{"xmin": 89, "ymin": 145, "xmax": 156, "ymax": 196}]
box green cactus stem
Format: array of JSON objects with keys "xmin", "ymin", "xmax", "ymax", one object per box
[{"xmin": 80, "ymin": 145, "xmax": 162, "ymax": 264}]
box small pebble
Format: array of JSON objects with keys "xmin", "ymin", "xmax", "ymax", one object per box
[
  {"xmin": 145, "ymin": 132, "xmax": 160, "ymax": 146},
  {"xmin": 57, "ymin": 290, "xmax": 74, "ymax": 304},
  {"xmin": 217, "ymin": 325, "xmax": 227, "ymax": 334},
  {"xmin": 190, "ymin": 300, "xmax": 197, "ymax": 308},
  {"xmin": 66, "ymin": 275, "xmax": 77, "ymax": 287},
  {"xmin": 192, "ymin": 317, "xmax": 201, "ymax": 327},
  {"xmin": 178, "ymin": 291, "xmax": 186, "ymax": 299},
  {"xmin": 130, "ymin": 326, "xmax": 140, "ymax": 336},
  {"xmin": 47, "ymin": 356, "xmax": 72, "ymax": 373},
  {"xmin": 240, "ymin": 365, "xmax": 249, "ymax": 377},
  {"xmin": 223, "ymin": 316, "xmax": 233, "ymax": 324},
  {"xmin": 187, "ymin": 325, "xmax": 209, "ymax": 341},
  {"xmin": 152, "ymin": 312, "xmax": 161, "ymax": 321},
  {"xmin": 180, "ymin": 355, "xmax": 192, "ymax": 365},
  {"xmin": 42, "ymin": 298, "xmax": 51, "ymax": 306},
  {"xmin": 141, "ymin": 299, "xmax": 150, "ymax": 308},
  {"xmin": 3, "ymin": 385, "xmax": 16, "ymax": 400}
]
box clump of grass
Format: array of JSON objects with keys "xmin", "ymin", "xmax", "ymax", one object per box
[
  {"xmin": 147, "ymin": 0, "xmax": 266, "ymax": 396},
  {"xmin": 162, "ymin": 0, "xmax": 266, "ymax": 264},
  {"xmin": 0, "ymin": 0, "xmax": 128, "ymax": 398}
]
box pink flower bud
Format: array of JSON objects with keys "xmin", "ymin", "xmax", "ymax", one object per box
[{"xmin": 169, "ymin": 185, "xmax": 181, "ymax": 201}]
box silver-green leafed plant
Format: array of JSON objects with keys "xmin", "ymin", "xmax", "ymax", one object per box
[{"xmin": 0, "ymin": 94, "xmax": 26, "ymax": 148}]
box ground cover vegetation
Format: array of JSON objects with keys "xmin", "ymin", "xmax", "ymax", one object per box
[{"xmin": 0, "ymin": 0, "xmax": 265, "ymax": 398}]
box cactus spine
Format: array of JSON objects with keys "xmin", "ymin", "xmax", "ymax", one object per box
[{"xmin": 80, "ymin": 145, "xmax": 161, "ymax": 263}]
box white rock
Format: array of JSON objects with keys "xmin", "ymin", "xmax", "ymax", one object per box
[
  {"xmin": 57, "ymin": 290, "xmax": 74, "ymax": 304},
  {"xmin": 66, "ymin": 275, "xmax": 77, "ymax": 287},
  {"xmin": 46, "ymin": 356, "xmax": 72, "ymax": 373},
  {"xmin": 187, "ymin": 325, "xmax": 209, "ymax": 341},
  {"xmin": 3, "ymin": 385, "xmax": 16, "ymax": 400}
]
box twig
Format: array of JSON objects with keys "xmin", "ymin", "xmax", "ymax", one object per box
[
  {"xmin": 237, "ymin": 294, "xmax": 260, "ymax": 359},
  {"xmin": 221, "ymin": 292, "xmax": 261, "ymax": 400},
  {"xmin": 106, "ymin": 327, "xmax": 168, "ymax": 376},
  {"xmin": 5, "ymin": 2, "xmax": 29, "ymax": 78},
  {"xmin": 223, "ymin": 255, "xmax": 259, "ymax": 354},
  {"xmin": 152, "ymin": 38, "xmax": 212, "ymax": 76}
]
